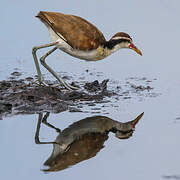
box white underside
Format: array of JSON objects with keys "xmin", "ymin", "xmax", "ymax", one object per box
[{"xmin": 48, "ymin": 27, "xmax": 106, "ymax": 61}]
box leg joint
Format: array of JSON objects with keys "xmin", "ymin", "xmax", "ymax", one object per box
[
  {"xmin": 40, "ymin": 56, "xmax": 46, "ymax": 64},
  {"xmin": 32, "ymin": 46, "xmax": 38, "ymax": 54}
]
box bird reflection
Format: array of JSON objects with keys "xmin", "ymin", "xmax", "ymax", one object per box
[{"xmin": 35, "ymin": 112, "xmax": 144, "ymax": 172}]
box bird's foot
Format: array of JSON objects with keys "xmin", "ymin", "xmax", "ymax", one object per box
[
  {"xmin": 33, "ymin": 79, "xmax": 79, "ymax": 91},
  {"xmin": 64, "ymin": 82, "xmax": 79, "ymax": 90},
  {"xmin": 32, "ymin": 77, "xmax": 49, "ymax": 87}
]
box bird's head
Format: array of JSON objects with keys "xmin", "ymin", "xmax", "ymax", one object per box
[{"xmin": 103, "ymin": 32, "xmax": 142, "ymax": 56}]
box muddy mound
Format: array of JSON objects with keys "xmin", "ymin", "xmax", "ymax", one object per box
[
  {"xmin": 0, "ymin": 69, "xmax": 159, "ymax": 119},
  {"xmin": 0, "ymin": 78, "xmax": 114, "ymax": 119}
]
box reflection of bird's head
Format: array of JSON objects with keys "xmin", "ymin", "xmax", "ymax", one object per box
[{"xmin": 115, "ymin": 112, "xmax": 144, "ymax": 139}]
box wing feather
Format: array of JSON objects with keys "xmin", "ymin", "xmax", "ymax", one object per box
[{"xmin": 36, "ymin": 11, "xmax": 106, "ymax": 50}]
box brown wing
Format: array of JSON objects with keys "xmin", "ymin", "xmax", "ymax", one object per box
[{"xmin": 36, "ymin": 11, "xmax": 106, "ymax": 51}]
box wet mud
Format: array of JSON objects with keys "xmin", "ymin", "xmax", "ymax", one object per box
[{"xmin": 0, "ymin": 71, "xmax": 158, "ymax": 119}]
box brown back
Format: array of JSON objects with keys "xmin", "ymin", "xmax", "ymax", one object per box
[{"xmin": 37, "ymin": 11, "xmax": 106, "ymax": 50}]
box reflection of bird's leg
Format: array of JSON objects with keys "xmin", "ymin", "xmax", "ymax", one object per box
[
  {"xmin": 42, "ymin": 112, "xmax": 61, "ymax": 133},
  {"xmin": 35, "ymin": 112, "xmax": 60, "ymax": 145}
]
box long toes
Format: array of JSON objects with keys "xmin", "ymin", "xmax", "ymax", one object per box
[
  {"xmin": 32, "ymin": 80, "xmax": 48, "ymax": 86},
  {"xmin": 35, "ymin": 80, "xmax": 49, "ymax": 86},
  {"xmin": 46, "ymin": 83, "xmax": 77, "ymax": 90},
  {"xmin": 66, "ymin": 84, "xmax": 79, "ymax": 90},
  {"xmin": 40, "ymin": 81, "xmax": 49, "ymax": 86},
  {"xmin": 69, "ymin": 86, "xmax": 79, "ymax": 90},
  {"xmin": 34, "ymin": 79, "xmax": 79, "ymax": 91}
]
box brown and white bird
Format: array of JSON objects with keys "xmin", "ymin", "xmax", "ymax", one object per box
[{"xmin": 32, "ymin": 11, "xmax": 142, "ymax": 90}]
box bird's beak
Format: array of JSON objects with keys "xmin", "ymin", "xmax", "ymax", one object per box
[{"xmin": 129, "ymin": 43, "xmax": 142, "ymax": 56}]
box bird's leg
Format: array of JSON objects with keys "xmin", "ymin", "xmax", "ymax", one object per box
[
  {"xmin": 32, "ymin": 42, "xmax": 57, "ymax": 85},
  {"xmin": 42, "ymin": 112, "xmax": 61, "ymax": 133},
  {"xmin": 40, "ymin": 47, "xmax": 79, "ymax": 90},
  {"xmin": 35, "ymin": 113, "xmax": 57, "ymax": 145}
]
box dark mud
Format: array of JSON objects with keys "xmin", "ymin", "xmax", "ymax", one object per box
[
  {"xmin": 0, "ymin": 71, "xmax": 159, "ymax": 119},
  {"xmin": 0, "ymin": 78, "xmax": 113, "ymax": 118}
]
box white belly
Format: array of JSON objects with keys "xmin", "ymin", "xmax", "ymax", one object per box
[{"xmin": 47, "ymin": 27, "xmax": 109, "ymax": 61}]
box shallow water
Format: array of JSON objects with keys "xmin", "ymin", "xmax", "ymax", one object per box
[{"xmin": 1, "ymin": 0, "xmax": 180, "ymax": 179}]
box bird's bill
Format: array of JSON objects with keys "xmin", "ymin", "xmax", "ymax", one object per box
[
  {"xmin": 131, "ymin": 112, "xmax": 144, "ymax": 129},
  {"xmin": 129, "ymin": 43, "xmax": 142, "ymax": 56}
]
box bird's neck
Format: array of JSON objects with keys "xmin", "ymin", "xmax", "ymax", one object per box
[{"xmin": 101, "ymin": 39, "xmax": 129, "ymax": 55}]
